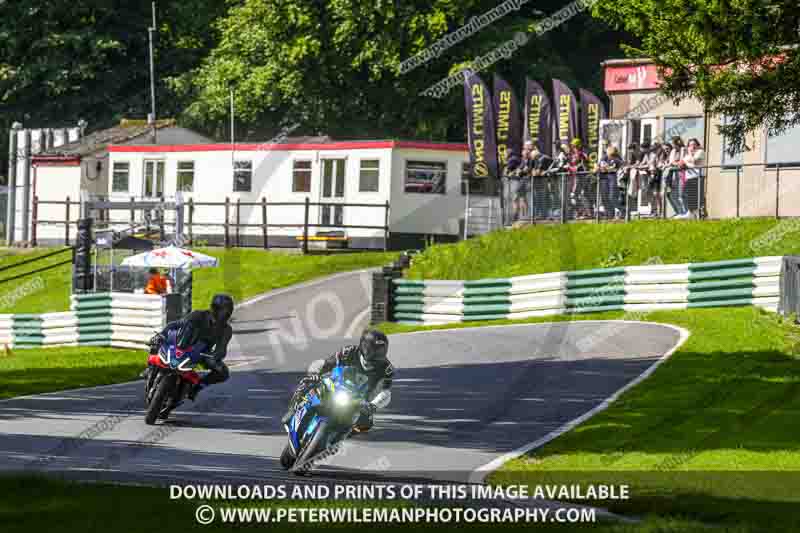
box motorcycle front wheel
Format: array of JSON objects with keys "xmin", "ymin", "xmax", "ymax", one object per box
[
  {"xmin": 291, "ymin": 420, "xmax": 329, "ymax": 474},
  {"xmin": 280, "ymin": 444, "xmax": 296, "ymax": 470},
  {"xmin": 145, "ymin": 373, "xmax": 176, "ymax": 425}
]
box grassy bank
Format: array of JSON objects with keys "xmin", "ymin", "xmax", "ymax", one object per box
[
  {"xmin": 0, "ymin": 248, "xmax": 73, "ymax": 313},
  {"xmin": 406, "ymin": 218, "xmax": 800, "ymax": 280},
  {"xmin": 380, "ymin": 306, "xmax": 800, "ymax": 532},
  {"xmin": 0, "ymin": 345, "xmax": 142, "ymax": 399},
  {"xmin": 190, "ymin": 248, "xmax": 395, "ymax": 308},
  {"xmin": 0, "ymin": 248, "xmax": 395, "ymax": 314}
]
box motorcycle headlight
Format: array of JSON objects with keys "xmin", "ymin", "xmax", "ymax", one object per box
[{"xmin": 333, "ymin": 390, "xmax": 351, "ymax": 408}]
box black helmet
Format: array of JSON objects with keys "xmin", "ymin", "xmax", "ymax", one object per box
[
  {"xmin": 210, "ymin": 293, "xmax": 234, "ymax": 325},
  {"xmin": 358, "ymin": 329, "xmax": 388, "ymax": 370}
]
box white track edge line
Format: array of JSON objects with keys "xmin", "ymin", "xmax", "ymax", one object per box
[{"xmin": 464, "ymin": 321, "xmax": 691, "ymax": 484}]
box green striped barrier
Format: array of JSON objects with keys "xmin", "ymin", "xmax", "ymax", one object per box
[
  {"xmin": 392, "ymin": 256, "xmax": 783, "ymax": 324},
  {"xmin": 0, "ymin": 292, "xmax": 166, "ymax": 349}
]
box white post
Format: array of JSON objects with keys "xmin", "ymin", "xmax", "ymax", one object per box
[{"xmin": 463, "ymin": 179, "xmax": 470, "ymax": 240}]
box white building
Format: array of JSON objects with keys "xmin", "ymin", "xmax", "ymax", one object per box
[{"xmin": 26, "ymin": 123, "xmax": 476, "ymax": 249}]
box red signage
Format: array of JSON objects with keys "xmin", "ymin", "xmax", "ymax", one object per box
[{"xmin": 604, "ymin": 64, "xmax": 662, "ymax": 92}]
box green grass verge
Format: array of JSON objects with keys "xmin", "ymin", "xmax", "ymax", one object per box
[
  {"xmin": 0, "ymin": 247, "xmax": 73, "ymax": 313},
  {"xmin": 189, "ymin": 248, "xmax": 395, "ymax": 309},
  {"xmin": 406, "ymin": 218, "xmax": 800, "ymax": 280},
  {"xmin": 380, "ymin": 306, "xmax": 800, "ymax": 532},
  {"xmin": 0, "ymin": 247, "xmax": 395, "ymax": 314},
  {"xmin": 0, "ymin": 475, "xmax": 719, "ymax": 532},
  {"xmin": 0, "ymin": 345, "xmax": 142, "ymax": 399}
]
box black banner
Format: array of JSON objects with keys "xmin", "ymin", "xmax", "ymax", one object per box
[
  {"xmin": 493, "ymin": 75, "xmax": 522, "ymax": 174},
  {"xmin": 463, "ymin": 71, "xmax": 499, "ymax": 179},
  {"xmin": 553, "ymin": 79, "xmax": 579, "ymax": 148},
  {"xmin": 579, "ymin": 88, "xmax": 608, "ymax": 165},
  {"xmin": 523, "ymin": 78, "xmax": 553, "ymax": 156}
]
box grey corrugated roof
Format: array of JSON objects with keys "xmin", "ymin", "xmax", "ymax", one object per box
[{"xmin": 43, "ymin": 120, "xmax": 213, "ymax": 157}]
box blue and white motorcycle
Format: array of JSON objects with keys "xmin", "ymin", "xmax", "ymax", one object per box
[{"xmin": 281, "ymin": 363, "xmax": 370, "ymax": 474}]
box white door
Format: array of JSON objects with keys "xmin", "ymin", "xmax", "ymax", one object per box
[
  {"xmin": 319, "ymin": 159, "xmax": 346, "ymax": 228},
  {"xmin": 599, "ymin": 119, "xmax": 628, "ymax": 159},
  {"xmin": 143, "ymin": 160, "xmax": 165, "ymax": 199}
]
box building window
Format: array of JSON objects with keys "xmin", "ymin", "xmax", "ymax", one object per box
[
  {"xmin": 177, "ymin": 161, "xmax": 195, "ymax": 192},
  {"xmin": 112, "ymin": 162, "xmax": 129, "ymax": 193},
  {"xmin": 292, "ymin": 160, "xmax": 312, "ymax": 192},
  {"xmin": 460, "ymin": 162, "xmax": 496, "ymax": 195},
  {"xmin": 233, "ymin": 160, "xmax": 252, "ymax": 192},
  {"xmin": 721, "ymin": 116, "xmax": 744, "ymax": 169},
  {"xmin": 359, "ymin": 159, "xmax": 380, "ymax": 192},
  {"xmin": 663, "ymin": 116, "xmax": 704, "ymax": 147},
  {"xmin": 404, "ymin": 160, "xmax": 447, "ymax": 194},
  {"xmin": 767, "ymin": 119, "xmax": 800, "ymax": 167}
]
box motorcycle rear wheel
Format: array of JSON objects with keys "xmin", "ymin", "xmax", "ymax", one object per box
[{"xmin": 145, "ymin": 373, "xmax": 176, "ymax": 425}]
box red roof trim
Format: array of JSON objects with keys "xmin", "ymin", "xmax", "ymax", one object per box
[
  {"xmin": 109, "ymin": 140, "xmax": 468, "ymax": 153},
  {"xmin": 31, "ymin": 155, "xmax": 82, "ymax": 167},
  {"xmin": 394, "ymin": 141, "xmax": 467, "ymax": 152}
]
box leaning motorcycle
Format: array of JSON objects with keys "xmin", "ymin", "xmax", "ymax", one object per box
[
  {"xmin": 143, "ymin": 331, "xmax": 207, "ymax": 425},
  {"xmin": 281, "ymin": 363, "xmax": 370, "ymax": 474}
]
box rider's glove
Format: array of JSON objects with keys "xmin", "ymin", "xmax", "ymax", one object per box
[
  {"xmin": 302, "ymin": 374, "xmax": 322, "ymax": 386},
  {"xmin": 360, "ymin": 401, "xmax": 376, "ymax": 416}
]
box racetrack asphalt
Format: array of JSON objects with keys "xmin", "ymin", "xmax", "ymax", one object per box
[{"xmin": 0, "ymin": 269, "xmax": 685, "ymax": 489}]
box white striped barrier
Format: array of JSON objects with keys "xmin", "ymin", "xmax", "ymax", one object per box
[
  {"xmin": 393, "ymin": 256, "xmax": 783, "ymax": 325},
  {"xmin": 0, "ymin": 292, "xmax": 166, "ymax": 349}
]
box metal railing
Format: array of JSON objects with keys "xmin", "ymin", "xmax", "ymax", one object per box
[{"xmin": 499, "ymin": 162, "xmax": 800, "ymax": 226}]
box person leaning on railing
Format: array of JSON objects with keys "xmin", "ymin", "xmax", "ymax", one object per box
[
  {"xmin": 620, "ymin": 142, "xmax": 641, "ymax": 214},
  {"xmin": 679, "ymin": 138, "xmax": 705, "ymax": 219},
  {"xmin": 567, "ymin": 139, "xmax": 591, "ymax": 219},
  {"xmin": 598, "ymin": 145, "xmax": 624, "ymax": 219},
  {"xmin": 507, "ymin": 149, "xmax": 530, "ymax": 223},
  {"xmin": 654, "ymin": 142, "xmax": 673, "ymax": 218},
  {"xmin": 530, "ymin": 145, "xmax": 553, "ymax": 219},
  {"xmin": 666, "ymin": 137, "xmax": 687, "ymax": 216},
  {"xmin": 545, "ymin": 144, "xmax": 570, "ymax": 220}
]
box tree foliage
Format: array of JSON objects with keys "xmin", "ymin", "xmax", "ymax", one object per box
[
  {"xmin": 0, "ymin": 0, "xmax": 634, "ymax": 176},
  {"xmin": 0, "ymin": 0, "xmax": 225, "ymax": 177},
  {"xmin": 594, "ymin": 0, "xmax": 800, "ymax": 152},
  {"xmin": 175, "ymin": 0, "xmax": 630, "ymax": 141}
]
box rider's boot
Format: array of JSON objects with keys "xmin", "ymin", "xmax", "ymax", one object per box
[{"xmin": 188, "ymin": 382, "xmax": 205, "ymax": 401}]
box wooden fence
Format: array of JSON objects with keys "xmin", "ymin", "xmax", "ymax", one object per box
[{"xmin": 31, "ymin": 196, "xmax": 391, "ymax": 253}]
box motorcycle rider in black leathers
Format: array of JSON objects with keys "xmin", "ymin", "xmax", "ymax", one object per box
[
  {"xmin": 281, "ymin": 329, "xmax": 393, "ymax": 432},
  {"xmin": 147, "ymin": 293, "xmax": 234, "ymax": 401}
]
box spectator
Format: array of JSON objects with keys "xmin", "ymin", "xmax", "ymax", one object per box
[
  {"xmin": 568, "ymin": 138, "xmax": 591, "ymax": 218},
  {"xmin": 145, "ymin": 268, "xmax": 171, "ymax": 295},
  {"xmin": 598, "ymin": 145, "xmax": 623, "ymax": 219},
  {"xmin": 667, "ymin": 137, "xmax": 686, "ymax": 216},
  {"xmin": 644, "ymin": 142, "xmax": 662, "ymax": 216},
  {"xmin": 544, "ymin": 144, "xmax": 570, "ymax": 220},
  {"xmin": 680, "ymin": 138, "xmax": 705, "ymax": 219},
  {"xmin": 620, "ymin": 142, "xmax": 641, "ymax": 215},
  {"xmin": 509, "ymin": 148, "xmax": 532, "ymax": 222},
  {"xmin": 530, "ymin": 145, "xmax": 554, "ymax": 219},
  {"xmin": 653, "ymin": 142, "xmax": 673, "ymax": 217},
  {"xmin": 548, "ymin": 143, "xmax": 570, "ymax": 173}
]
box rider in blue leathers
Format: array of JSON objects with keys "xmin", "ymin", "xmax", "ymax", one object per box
[{"xmin": 282, "ymin": 329, "xmax": 393, "ymax": 432}]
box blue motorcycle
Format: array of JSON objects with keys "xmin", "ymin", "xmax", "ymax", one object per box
[{"xmin": 281, "ymin": 364, "xmax": 370, "ymax": 474}]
